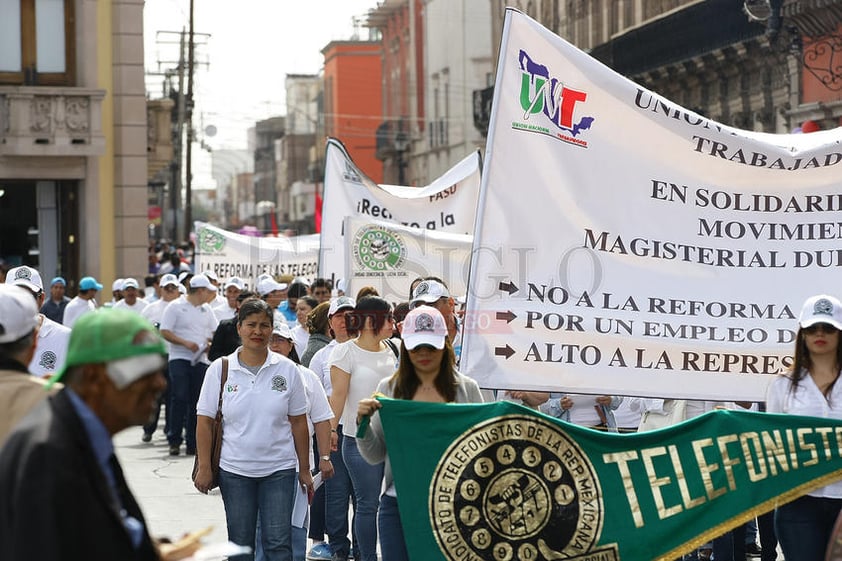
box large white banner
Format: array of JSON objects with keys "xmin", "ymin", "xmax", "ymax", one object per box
[
  {"xmin": 194, "ymin": 221, "xmax": 320, "ymax": 288},
  {"xmin": 343, "ymin": 216, "xmax": 473, "ymax": 304},
  {"xmin": 318, "ymin": 137, "xmax": 482, "ymax": 279},
  {"xmin": 461, "ymin": 9, "xmax": 842, "ymax": 401}
]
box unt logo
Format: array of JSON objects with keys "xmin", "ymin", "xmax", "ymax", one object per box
[{"xmin": 518, "ymin": 50, "xmax": 594, "ymax": 138}]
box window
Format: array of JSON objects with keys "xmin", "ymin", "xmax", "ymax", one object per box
[{"xmin": 0, "ymin": 0, "xmax": 75, "ymax": 86}]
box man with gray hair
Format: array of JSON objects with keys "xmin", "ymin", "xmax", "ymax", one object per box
[
  {"xmin": 0, "ymin": 283, "xmax": 54, "ymax": 444},
  {"xmin": 0, "ymin": 308, "xmax": 201, "ymax": 560}
]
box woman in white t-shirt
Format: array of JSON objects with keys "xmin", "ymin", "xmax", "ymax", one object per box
[
  {"xmin": 194, "ymin": 299, "xmax": 313, "ymax": 561},
  {"xmin": 328, "ymin": 296, "xmax": 398, "ymax": 561},
  {"xmin": 356, "ymin": 306, "xmax": 483, "ymax": 561},
  {"xmin": 767, "ymin": 294, "xmax": 842, "ymax": 561}
]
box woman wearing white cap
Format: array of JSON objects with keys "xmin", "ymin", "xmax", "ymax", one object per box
[
  {"xmin": 355, "ymin": 306, "xmax": 483, "ymax": 561},
  {"xmin": 767, "ymin": 294, "xmax": 842, "ymax": 561}
]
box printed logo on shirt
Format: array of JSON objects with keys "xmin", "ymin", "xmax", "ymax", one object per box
[
  {"xmin": 39, "ymin": 350, "xmax": 58, "ymax": 370},
  {"xmin": 271, "ymin": 375, "xmax": 288, "ymax": 392},
  {"xmin": 226, "ymin": 383, "xmax": 239, "ymax": 393}
]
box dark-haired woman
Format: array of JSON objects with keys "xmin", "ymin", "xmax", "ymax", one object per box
[
  {"xmin": 328, "ymin": 296, "xmax": 398, "ymax": 561},
  {"xmin": 356, "ymin": 305, "xmax": 483, "ymax": 561},
  {"xmin": 767, "ymin": 294, "xmax": 842, "ymax": 561},
  {"xmin": 194, "ymin": 299, "xmax": 313, "ymax": 561},
  {"xmin": 301, "ymin": 302, "xmax": 331, "ymax": 368},
  {"xmin": 292, "ymin": 296, "xmax": 318, "ymax": 359}
]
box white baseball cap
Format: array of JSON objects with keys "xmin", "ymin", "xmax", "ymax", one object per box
[
  {"xmin": 189, "ymin": 274, "xmax": 217, "ymax": 291},
  {"xmin": 224, "ymin": 276, "xmax": 245, "ymax": 291},
  {"xmin": 401, "ymin": 305, "xmax": 447, "ymax": 350},
  {"xmin": 0, "ymin": 284, "xmax": 39, "ymax": 343},
  {"xmin": 159, "ymin": 273, "xmax": 179, "ymax": 288},
  {"xmin": 112, "ymin": 278, "xmax": 125, "ymax": 292},
  {"xmin": 6, "ymin": 266, "xmax": 43, "ymax": 293},
  {"xmin": 122, "ymin": 278, "xmax": 140, "ymax": 290},
  {"xmin": 328, "ymin": 296, "xmax": 356, "ymax": 317},
  {"xmin": 257, "ymin": 277, "xmax": 286, "ymax": 297},
  {"xmin": 272, "ymin": 321, "xmax": 293, "ymax": 340},
  {"xmin": 798, "ymin": 294, "xmax": 842, "ymax": 331},
  {"xmin": 410, "ymin": 280, "xmax": 450, "ymax": 307},
  {"xmin": 203, "ymin": 270, "xmax": 219, "ymax": 283}
]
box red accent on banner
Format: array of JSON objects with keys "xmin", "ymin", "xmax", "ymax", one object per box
[
  {"xmin": 270, "ymin": 211, "xmax": 279, "ymax": 237},
  {"xmin": 315, "ymin": 187, "xmax": 323, "ymax": 233}
]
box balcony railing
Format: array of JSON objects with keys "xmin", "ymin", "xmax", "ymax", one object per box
[{"xmin": 0, "ymin": 86, "xmax": 106, "ymax": 156}]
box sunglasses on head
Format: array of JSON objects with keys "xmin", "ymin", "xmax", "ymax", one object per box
[{"xmin": 804, "ymin": 322, "xmax": 838, "ymax": 335}]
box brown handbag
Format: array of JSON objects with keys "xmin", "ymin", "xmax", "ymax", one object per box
[{"xmin": 192, "ymin": 357, "xmax": 228, "ymax": 490}]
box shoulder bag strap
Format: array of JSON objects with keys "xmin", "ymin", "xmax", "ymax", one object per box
[{"xmin": 217, "ymin": 357, "xmax": 228, "ymax": 414}]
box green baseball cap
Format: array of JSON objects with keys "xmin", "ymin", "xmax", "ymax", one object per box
[{"xmin": 48, "ymin": 308, "xmax": 167, "ymax": 388}]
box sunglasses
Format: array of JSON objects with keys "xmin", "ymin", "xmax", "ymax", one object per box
[
  {"xmin": 409, "ymin": 344, "xmax": 439, "ymax": 353},
  {"xmin": 804, "ymin": 323, "xmax": 838, "ymax": 335}
]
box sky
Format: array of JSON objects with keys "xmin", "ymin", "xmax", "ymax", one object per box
[{"xmin": 143, "ymin": 0, "xmax": 380, "ymax": 186}]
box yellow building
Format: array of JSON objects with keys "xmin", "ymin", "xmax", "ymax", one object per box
[{"xmin": 0, "ymin": 0, "xmax": 149, "ymax": 295}]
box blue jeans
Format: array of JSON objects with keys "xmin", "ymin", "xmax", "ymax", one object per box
[
  {"xmin": 143, "ymin": 358, "xmax": 170, "ymax": 436},
  {"xmin": 256, "ymin": 524, "xmax": 306, "ymax": 561},
  {"xmin": 775, "ymin": 495, "xmax": 842, "ymax": 561},
  {"xmin": 378, "ymin": 495, "xmax": 408, "ymax": 561},
  {"xmin": 167, "ymin": 359, "xmax": 207, "ymax": 449},
  {"xmin": 326, "ymin": 428, "xmax": 354, "ymax": 559},
  {"xmin": 219, "ymin": 468, "xmax": 297, "ymax": 561},
  {"xmin": 342, "ymin": 436, "xmax": 383, "ymax": 561}
]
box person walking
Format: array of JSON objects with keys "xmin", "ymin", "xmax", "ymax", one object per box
[
  {"xmin": 6, "ymin": 266, "xmax": 72, "ymax": 379},
  {"xmin": 193, "ymin": 299, "xmax": 313, "ymax": 561},
  {"xmin": 0, "ymin": 308, "xmax": 199, "ymax": 560},
  {"xmin": 356, "ymin": 305, "xmax": 483, "ymax": 561},
  {"xmin": 0, "ymin": 284, "xmax": 55, "ymax": 444},
  {"xmin": 767, "ymin": 294, "xmax": 842, "ymax": 561},
  {"xmin": 40, "ymin": 276, "xmax": 70, "ymax": 324},
  {"xmin": 328, "ymin": 296, "xmax": 399, "ymax": 561},
  {"xmin": 63, "ymin": 276, "xmax": 102, "ymax": 327},
  {"xmin": 159, "ymin": 274, "xmax": 219, "ymax": 456}
]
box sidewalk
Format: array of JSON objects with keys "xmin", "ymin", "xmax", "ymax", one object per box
[{"xmin": 115, "ymin": 426, "xmax": 229, "ymax": 546}]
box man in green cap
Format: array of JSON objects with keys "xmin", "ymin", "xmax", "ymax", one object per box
[{"xmin": 0, "ymin": 308, "xmax": 192, "ymax": 560}]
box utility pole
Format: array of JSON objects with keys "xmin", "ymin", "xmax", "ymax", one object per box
[
  {"xmin": 173, "ymin": 30, "xmax": 186, "ymax": 242},
  {"xmin": 184, "ymin": 0, "xmax": 196, "ymax": 240}
]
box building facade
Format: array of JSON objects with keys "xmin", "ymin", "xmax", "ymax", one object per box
[
  {"xmin": 0, "ymin": 0, "xmax": 150, "ymax": 292},
  {"xmin": 322, "ymin": 40, "xmax": 384, "ymax": 183}
]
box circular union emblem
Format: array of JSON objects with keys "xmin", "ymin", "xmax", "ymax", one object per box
[
  {"xmin": 352, "ymin": 227, "xmax": 406, "ymax": 271},
  {"xmin": 815, "ymin": 298, "xmax": 834, "ymax": 316},
  {"xmin": 198, "ymin": 227, "xmax": 225, "ymax": 253},
  {"xmin": 429, "ymin": 414, "xmax": 603, "ymax": 561}
]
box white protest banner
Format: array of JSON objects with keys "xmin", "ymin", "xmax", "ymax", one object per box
[
  {"xmin": 194, "ymin": 221, "xmax": 320, "ymax": 288},
  {"xmin": 318, "ymin": 137, "xmax": 481, "ymax": 280},
  {"xmin": 343, "ymin": 216, "xmax": 473, "ymax": 304},
  {"xmin": 461, "ymin": 9, "xmax": 842, "ymax": 401}
]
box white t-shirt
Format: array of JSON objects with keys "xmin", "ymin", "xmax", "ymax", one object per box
[
  {"xmin": 767, "ymin": 371, "xmax": 842, "ymax": 498},
  {"xmin": 329, "ymin": 339, "xmax": 399, "ymax": 437},
  {"xmin": 309, "ymin": 340, "xmax": 336, "ymax": 395},
  {"xmin": 160, "ymin": 299, "xmax": 219, "ymax": 363},
  {"xmin": 28, "ymin": 316, "xmax": 70, "ymax": 378},
  {"xmin": 291, "ymin": 324, "xmax": 309, "ymax": 359},
  {"xmin": 62, "ymin": 296, "xmax": 95, "ymax": 327},
  {"xmin": 141, "ymin": 299, "xmax": 172, "ymax": 327},
  {"xmin": 113, "ymin": 299, "xmax": 148, "ymax": 314},
  {"xmin": 299, "ymin": 364, "xmax": 334, "ymax": 441},
  {"xmin": 197, "ymin": 351, "xmax": 308, "ymax": 477},
  {"xmin": 212, "ymin": 301, "xmax": 237, "ymax": 321}
]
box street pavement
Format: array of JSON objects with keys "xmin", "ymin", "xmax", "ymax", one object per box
[{"xmin": 115, "ymin": 426, "xmax": 229, "ymax": 547}]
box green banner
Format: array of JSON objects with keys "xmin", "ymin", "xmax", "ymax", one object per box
[{"xmin": 365, "ymin": 399, "xmax": 842, "ymax": 561}]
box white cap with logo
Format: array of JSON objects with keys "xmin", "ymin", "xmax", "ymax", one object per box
[
  {"xmin": 798, "ymin": 294, "xmax": 842, "ymax": 331},
  {"xmin": 6, "ymin": 266, "xmax": 43, "ymax": 293},
  {"xmin": 410, "ymin": 280, "xmax": 450, "ymax": 307},
  {"xmin": 189, "ymin": 274, "xmax": 218, "ymax": 292},
  {"xmin": 401, "ymin": 305, "xmax": 448, "ymax": 350}
]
